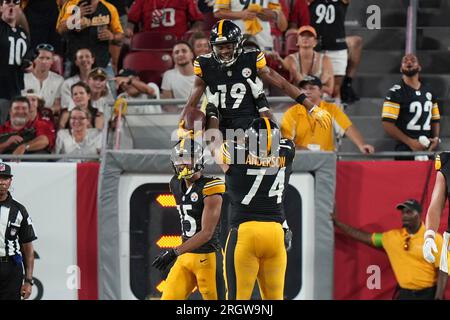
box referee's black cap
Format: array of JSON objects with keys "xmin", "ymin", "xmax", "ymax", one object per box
[
  {"xmin": 0, "ymin": 163, "xmax": 12, "ymax": 177},
  {"xmin": 396, "ymin": 199, "xmax": 422, "ymax": 214}
]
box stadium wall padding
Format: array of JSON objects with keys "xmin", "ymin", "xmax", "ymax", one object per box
[{"xmin": 97, "ymin": 150, "xmax": 337, "ymax": 300}]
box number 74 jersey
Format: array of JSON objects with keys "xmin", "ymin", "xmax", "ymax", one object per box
[
  {"xmin": 222, "ymin": 138, "xmax": 296, "ymax": 228},
  {"xmin": 382, "ymin": 79, "xmax": 440, "ymax": 139}
]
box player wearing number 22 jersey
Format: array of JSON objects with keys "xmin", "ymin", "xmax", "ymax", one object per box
[
  {"xmin": 152, "ymin": 138, "xmax": 226, "ymax": 300},
  {"xmin": 217, "ymin": 117, "xmax": 295, "ymax": 300},
  {"xmin": 382, "ymin": 54, "xmax": 440, "ymax": 153}
]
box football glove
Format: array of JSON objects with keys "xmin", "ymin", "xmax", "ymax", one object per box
[
  {"xmin": 152, "ymin": 248, "xmax": 178, "ymax": 271},
  {"xmin": 309, "ymin": 105, "xmax": 332, "ymax": 130},
  {"xmin": 246, "ymin": 77, "xmax": 269, "ymax": 112},
  {"xmin": 205, "ymin": 87, "xmax": 220, "ymax": 120},
  {"xmin": 284, "ymin": 228, "xmax": 293, "ymax": 252},
  {"xmin": 423, "ymin": 231, "xmax": 438, "ymax": 264},
  {"xmin": 176, "ymin": 119, "xmax": 194, "ymax": 139}
]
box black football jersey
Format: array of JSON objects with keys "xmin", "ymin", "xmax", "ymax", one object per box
[
  {"xmin": 223, "ymin": 138, "xmax": 295, "ymax": 227},
  {"xmin": 382, "ymin": 80, "xmax": 440, "ymax": 150},
  {"xmin": 0, "ymin": 20, "xmax": 31, "ymax": 99},
  {"xmin": 309, "ymin": 0, "xmax": 348, "ymax": 51},
  {"xmin": 194, "ymin": 49, "xmax": 267, "ymax": 121},
  {"xmin": 169, "ymin": 175, "xmax": 225, "ymax": 253}
]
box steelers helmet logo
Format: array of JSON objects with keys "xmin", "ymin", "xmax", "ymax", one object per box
[
  {"xmin": 426, "ymin": 92, "xmax": 432, "ymax": 100},
  {"xmin": 242, "ymin": 68, "xmax": 252, "ymax": 78},
  {"xmin": 190, "ymin": 192, "xmax": 199, "ymax": 202}
]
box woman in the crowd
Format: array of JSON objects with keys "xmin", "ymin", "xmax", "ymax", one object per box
[
  {"xmin": 55, "ymin": 107, "xmax": 102, "ymax": 157},
  {"xmin": 283, "ymin": 25, "xmax": 334, "ymax": 96},
  {"xmin": 87, "ymin": 67, "xmax": 114, "ymax": 115},
  {"xmin": 59, "ymin": 82, "xmax": 104, "ymax": 130},
  {"xmin": 60, "ymin": 48, "xmax": 96, "ymax": 109}
]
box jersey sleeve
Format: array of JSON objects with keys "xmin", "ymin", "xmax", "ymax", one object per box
[
  {"xmin": 256, "ymin": 51, "xmax": 267, "ymax": 70},
  {"xmin": 280, "ymin": 106, "xmax": 298, "ymax": 140},
  {"xmin": 202, "ymin": 178, "xmax": 226, "ymax": 197},
  {"xmin": 331, "ymin": 104, "xmax": 352, "ymax": 135},
  {"xmin": 104, "ymin": 1, "xmax": 124, "ymax": 33},
  {"xmin": 382, "ymin": 85, "xmax": 402, "ymax": 122},
  {"xmin": 193, "ymin": 57, "xmax": 203, "ymax": 78},
  {"xmin": 214, "ymin": 0, "xmax": 230, "ymax": 12},
  {"xmin": 56, "ymin": 0, "xmax": 79, "ymax": 28},
  {"xmin": 431, "ymin": 92, "xmax": 440, "ymax": 123},
  {"xmin": 18, "ymin": 204, "xmax": 38, "ymax": 244},
  {"xmin": 188, "ymin": 0, "xmax": 204, "ymax": 21},
  {"xmin": 127, "ymin": 0, "xmax": 144, "ymax": 24}
]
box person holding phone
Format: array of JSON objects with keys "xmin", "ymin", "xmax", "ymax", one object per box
[{"xmin": 56, "ymin": 0, "xmax": 124, "ymax": 71}]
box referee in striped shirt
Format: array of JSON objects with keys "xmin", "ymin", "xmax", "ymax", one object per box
[{"xmin": 0, "ymin": 163, "xmax": 37, "ymax": 300}]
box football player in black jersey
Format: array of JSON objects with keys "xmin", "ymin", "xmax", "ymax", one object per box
[
  {"xmin": 213, "ymin": 117, "xmax": 295, "ymax": 300},
  {"xmin": 0, "ymin": 0, "xmax": 32, "ymax": 124},
  {"xmin": 152, "ymin": 138, "xmax": 226, "ymax": 300},
  {"xmin": 180, "ymin": 19, "xmax": 331, "ymax": 139},
  {"xmin": 423, "ymin": 152, "xmax": 450, "ymax": 299},
  {"xmin": 382, "ymin": 54, "xmax": 440, "ymax": 157}
]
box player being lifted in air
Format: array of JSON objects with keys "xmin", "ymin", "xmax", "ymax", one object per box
[
  {"xmin": 179, "ymin": 19, "xmax": 331, "ymax": 138},
  {"xmin": 152, "ymin": 138, "xmax": 226, "ymax": 300}
]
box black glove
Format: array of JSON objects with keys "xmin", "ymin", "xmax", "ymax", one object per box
[
  {"xmin": 284, "ymin": 228, "xmax": 293, "ymax": 252},
  {"xmin": 152, "ymin": 249, "xmax": 178, "ymax": 271},
  {"xmin": 205, "ymin": 102, "xmax": 219, "ymax": 120}
]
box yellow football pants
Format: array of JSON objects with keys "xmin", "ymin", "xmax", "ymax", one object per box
[
  {"xmin": 161, "ymin": 250, "xmax": 225, "ymax": 300},
  {"xmin": 224, "ymin": 221, "xmax": 287, "ymax": 300}
]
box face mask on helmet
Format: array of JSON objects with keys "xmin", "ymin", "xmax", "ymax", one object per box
[
  {"xmin": 171, "ymin": 139, "xmax": 204, "ymax": 180},
  {"xmin": 211, "ymin": 40, "xmax": 242, "ymax": 66}
]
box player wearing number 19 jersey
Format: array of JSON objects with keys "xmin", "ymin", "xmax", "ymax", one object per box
[
  {"xmin": 152, "ymin": 138, "xmax": 226, "ymax": 300},
  {"xmin": 382, "ymin": 54, "xmax": 440, "ymax": 153},
  {"xmin": 218, "ymin": 117, "xmax": 295, "ymax": 300}
]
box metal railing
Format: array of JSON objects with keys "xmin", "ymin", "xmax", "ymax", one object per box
[{"xmin": 405, "ymin": 0, "xmax": 418, "ymax": 54}]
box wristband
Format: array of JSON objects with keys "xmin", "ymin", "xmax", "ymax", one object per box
[
  {"xmin": 424, "ymin": 229, "xmax": 436, "ymax": 239},
  {"xmin": 295, "ymin": 93, "xmax": 306, "ymax": 105},
  {"xmin": 205, "ymin": 103, "xmax": 219, "ymax": 119}
]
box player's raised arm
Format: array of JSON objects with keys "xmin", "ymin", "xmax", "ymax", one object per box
[{"xmin": 258, "ymin": 65, "xmax": 332, "ymax": 129}]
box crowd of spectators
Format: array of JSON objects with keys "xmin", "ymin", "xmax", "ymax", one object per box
[{"xmin": 0, "ymin": 0, "xmax": 440, "ymax": 158}]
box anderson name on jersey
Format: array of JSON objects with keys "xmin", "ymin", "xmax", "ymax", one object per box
[
  {"xmin": 169, "ymin": 175, "xmax": 225, "ymax": 253},
  {"xmin": 221, "ymin": 138, "xmax": 295, "ymax": 227},
  {"xmin": 194, "ymin": 49, "xmax": 267, "ymax": 120}
]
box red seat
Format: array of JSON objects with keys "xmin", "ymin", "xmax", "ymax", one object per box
[
  {"xmin": 130, "ymin": 32, "xmax": 178, "ymax": 51},
  {"xmin": 123, "ymin": 51, "xmax": 174, "ymax": 86},
  {"xmin": 51, "ymin": 54, "xmax": 64, "ymax": 76},
  {"xmin": 284, "ymin": 32, "xmax": 298, "ymax": 56}
]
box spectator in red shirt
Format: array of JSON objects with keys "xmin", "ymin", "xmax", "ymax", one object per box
[
  {"xmin": 127, "ymin": 0, "xmax": 204, "ymax": 39},
  {"xmin": 286, "ymin": 0, "xmax": 309, "ymax": 35},
  {"xmin": 0, "ymin": 97, "xmax": 55, "ymax": 155},
  {"xmin": 24, "ymin": 89, "xmax": 55, "ymax": 126}
]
